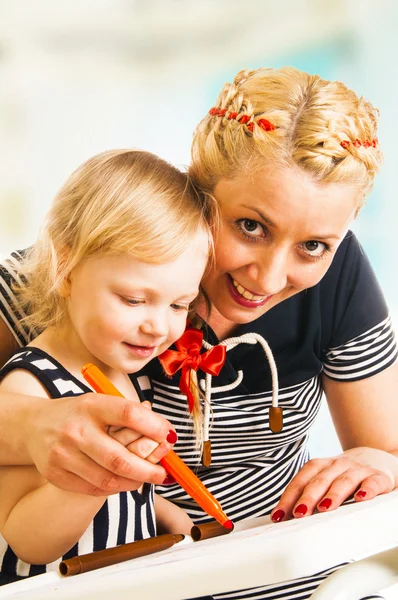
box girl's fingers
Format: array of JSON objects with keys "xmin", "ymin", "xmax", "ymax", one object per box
[
  {"xmin": 87, "ymin": 393, "xmax": 172, "ymax": 444},
  {"xmin": 109, "ymin": 426, "xmax": 144, "ymax": 447},
  {"xmin": 144, "ymin": 441, "xmax": 172, "ymax": 465},
  {"xmin": 124, "ymin": 436, "xmax": 168, "ymax": 461}
]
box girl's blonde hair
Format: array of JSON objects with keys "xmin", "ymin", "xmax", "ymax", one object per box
[
  {"xmin": 190, "ymin": 66, "xmax": 383, "ymax": 206},
  {"xmin": 19, "ymin": 149, "xmax": 214, "ymax": 332}
]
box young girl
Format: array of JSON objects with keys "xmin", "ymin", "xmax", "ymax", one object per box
[{"xmin": 0, "ymin": 149, "xmax": 212, "ymax": 583}]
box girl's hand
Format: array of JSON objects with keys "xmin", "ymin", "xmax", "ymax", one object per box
[
  {"xmin": 109, "ymin": 401, "xmax": 173, "ymax": 465},
  {"xmin": 270, "ymin": 447, "xmax": 398, "ymax": 522}
]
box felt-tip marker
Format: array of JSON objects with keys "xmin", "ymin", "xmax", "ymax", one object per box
[
  {"xmin": 82, "ymin": 363, "xmax": 233, "ymax": 530},
  {"xmin": 59, "ymin": 533, "xmax": 185, "ymax": 576}
]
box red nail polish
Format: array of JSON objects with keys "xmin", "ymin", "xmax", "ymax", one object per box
[
  {"xmin": 271, "ymin": 509, "xmax": 285, "ymax": 523},
  {"xmin": 162, "ymin": 474, "xmax": 176, "ymax": 485},
  {"xmin": 295, "ymin": 503, "xmax": 308, "ymax": 516},
  {"xmin": 319, "ymin": 498, "xmax": 332, "ymax": 510},
  {"xmin": 166, "ymin": 430, "xmax": 178, "ymax": 444},
  {"xmin": 356, "ymin": 489, "xmax": 367, "ymax": 499}
]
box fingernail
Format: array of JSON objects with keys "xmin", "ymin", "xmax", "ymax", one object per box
[
  {"xmin": 356, "ymin": 489, "xmax": 367, "ymax": 499},
  {"xmin": 271, "ymin": 509, "xmax": 285, "ymax": 523},
  {"xmin": 319, "ymin": 498, "xmax": 332, "ymax": 510},
  {"xmin": 162, "ymin": 474, "xmax": 176, "ymax": 485},
  {"xmin": 295, "ymin": 503, "xmax": 308, "ymax": 516},
  {"xmin": 166, "ymin": 430, "xmax": 178, "ymax": 444}
]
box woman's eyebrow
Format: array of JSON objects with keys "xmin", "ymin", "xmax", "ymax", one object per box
[
  {"xmin": 245, "ymin": 206, "xmax": 341, "ymax": 240},
  {"xmin": 242, "ymin": 205, "xmax": 275, "ymax": 227}
]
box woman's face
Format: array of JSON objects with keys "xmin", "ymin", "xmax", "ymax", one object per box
[{"xmin": 201, "ymin": 165, "xmax": 359, "ymax": 335}]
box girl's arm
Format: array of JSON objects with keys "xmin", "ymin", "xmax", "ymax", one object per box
[
  {"xmin": 271, "ymin": 363, "xmax": 398, "ymax": 520},
  {"xmin": 0, "ymin": 465, "xmax": 105, "ymax": 564},
  {"xmin": 0, "ymin": 369, "xmax": 106, "ymax": 564},
  {"xmin": 154, "ymin": 493, "xmax": 194, "ymax": 535}
]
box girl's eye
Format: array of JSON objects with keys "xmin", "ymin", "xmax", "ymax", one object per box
[
  {"xmin": 171, "ymin": 303, "xmax": 189, "ymax": 311},
  {"xmin": 237, "ymin": 219, "xmax": 266, "ymax": 239},
  {"xmin": 302, "ymin": 241, "xmax": 329, "ymax": 258},
  {"xmin": 123, "ymin": 297, "xmax": 144, "ymax": 306}
]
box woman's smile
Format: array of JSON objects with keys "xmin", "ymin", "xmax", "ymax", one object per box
[
  {"xmin": 201, "ymin": 165, "xmax": 358, "ymax": 338},
  {"xmin": 228, "ymin": 275, "xmax": 273, "ymax": 307}
]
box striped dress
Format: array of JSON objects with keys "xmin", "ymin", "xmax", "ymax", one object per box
[
  {"xmin": 0, "ymin": 347, "xmax": 156, "ymax": 581},
  {"xmin": 0, "ymin": 231, "xmax": 396, "ymax": 598}
]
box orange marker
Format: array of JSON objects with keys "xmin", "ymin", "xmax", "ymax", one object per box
[{"xmin": 82, "ymin": 363, "xmax": 233, "ymax": 530}]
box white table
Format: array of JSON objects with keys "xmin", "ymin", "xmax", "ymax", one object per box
[{"xmin": 2, "ymin": 491, "xmax": 398, "ymax": 600}]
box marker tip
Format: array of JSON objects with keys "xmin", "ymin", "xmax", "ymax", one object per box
[{"xmin": 223, "ymin": 519, "xmax": 234, "ymax": 530}]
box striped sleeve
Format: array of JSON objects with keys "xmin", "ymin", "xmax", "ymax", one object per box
[
  {"xmin": 0, "ymin": 249, "xmax": 36, "ymax": 346},
  {"xmin": 323, "ymin": 315, "xmax": 397, "ymax": 381}
]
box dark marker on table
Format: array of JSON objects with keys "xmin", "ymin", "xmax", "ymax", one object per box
[{"xmin": 59, "ymin": 533, "xmax": 185, "ymax": 576}]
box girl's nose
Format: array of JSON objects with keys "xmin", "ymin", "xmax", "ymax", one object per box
[{"xmin": 140, "ymin": 311, "xmax": 169, "ymax": 339}]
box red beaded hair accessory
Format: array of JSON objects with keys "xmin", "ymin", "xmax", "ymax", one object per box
[
  {"xmin": 208, "ymin": 107, "xmax": 275, "ymax": 133},
  {"xmin": 340, "ymin": 138, "xmax": 378, "ymax": 149}
]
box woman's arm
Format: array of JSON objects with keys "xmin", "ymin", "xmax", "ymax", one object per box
[
  {"xmin": 0, "ymin": 351, "xmax": 175, "ymax": 495},
  {"xmin": 271, "ymin": 363, "xmax": 398, "ymax": 520},
  {"xmin": 154, "ymin": 493, "xmax": 194, "ymax": 535}
]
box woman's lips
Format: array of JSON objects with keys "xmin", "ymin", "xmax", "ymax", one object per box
[{"xmin": 226, "ymin": 275, "xmax": 272, "ymax": 308}]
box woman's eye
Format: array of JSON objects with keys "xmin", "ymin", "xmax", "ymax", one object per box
[
  {"xmin": 238, "ymin": 219, "xmax": 265, "ymax": 238},
  {"xmin": 302, "ymin": 241, "xmax": 328, "ymax": 257}
]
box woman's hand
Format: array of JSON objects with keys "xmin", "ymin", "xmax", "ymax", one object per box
[
  {"xmin": 270, "ymin": 446, "xmax": 398, "ymax": 522},
  {"xmin": 24, "ymin": 391, "xmax": 176, "ymax": 497}
]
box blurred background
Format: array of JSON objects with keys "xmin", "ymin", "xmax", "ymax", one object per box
[{"xmin": 0, "ymin": 0, "xmax": 396, "ymax": 455}]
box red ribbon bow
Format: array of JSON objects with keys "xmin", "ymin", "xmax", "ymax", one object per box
[{"xmin": 158, "ymin": 327, "xmax": 226, "ymax": 412}]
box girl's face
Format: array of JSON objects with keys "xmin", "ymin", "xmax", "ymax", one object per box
[
  {"xmin": 65, "ymin": 228, "xmax": 209, "ymax": 374},
  {"xmin": 201, "ymin": 165, "xmax": 359, "ymax": 337}
]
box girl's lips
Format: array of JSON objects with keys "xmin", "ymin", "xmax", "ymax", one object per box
[
  {"xmin": 123, "ymin": 343, "xmax": 156, "ymax": 358},
  {"xmin": 226, "ymin": 275, "xmax": 272, "ymax": 308}
]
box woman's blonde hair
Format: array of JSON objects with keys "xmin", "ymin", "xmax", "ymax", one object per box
[
  {"xmin": 19, "ymin": 149, "xmax": 214, "ymax": 332},
  {"xmin": 190, "ymin": 66, "xmax": 383, "ymax": 206}
]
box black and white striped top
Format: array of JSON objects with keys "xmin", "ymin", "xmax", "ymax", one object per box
[
  {"xmin": 0, "ymin": 347, "xmax": 156, "ymax": 579},
  {"xmin": 140, "ymin": 233, "xmax": 397, "ymax": 525},
  {"xmin": 0, "ymin": 233, "xmax": 396, "ymax": 598}
]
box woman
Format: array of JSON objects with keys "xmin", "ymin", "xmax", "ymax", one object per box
[{"xmin": 0, "ymin": 66, "xmax": 397, "ymax": 598}]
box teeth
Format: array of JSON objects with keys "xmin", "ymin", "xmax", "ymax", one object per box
[{"xmin": 232, "ymin": 279, "xmax": 266, "ymax": 301}]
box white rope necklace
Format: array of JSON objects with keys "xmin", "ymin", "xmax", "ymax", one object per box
[{"xmin": 200, "ymin": 332, "xmax": 282, "ymax": 466}]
